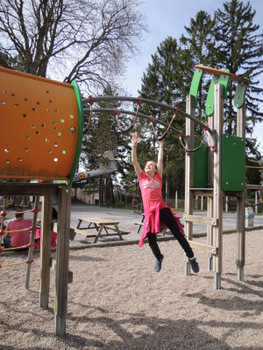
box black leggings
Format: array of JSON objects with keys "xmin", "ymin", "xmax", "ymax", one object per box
[{"xmin": 147, "ymin": 208, "xmax": 194, "ymax": 260}]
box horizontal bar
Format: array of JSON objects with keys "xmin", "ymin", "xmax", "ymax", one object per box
[{"xmin": 246, "ymin": 184, "xmax": 263, "ymax": 190}]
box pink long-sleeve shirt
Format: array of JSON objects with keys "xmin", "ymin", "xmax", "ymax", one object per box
[
  {"xmin": 138, "ymin": 171, "xmax": 184, "ymax": 247},
  {"xmin": 6, "ymin": 217, "xmax": 32, "ymax": 247}
]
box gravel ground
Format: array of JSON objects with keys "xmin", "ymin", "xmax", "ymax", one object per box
[{"xmin": 1, "ymin": 203, "xmax": 263, "ymax": 349}]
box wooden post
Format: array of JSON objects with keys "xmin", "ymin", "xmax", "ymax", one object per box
[
  {"xmin": 213, "ymin": 84, "xmax": 224, "ymax": 289},
  {"xmin": 175, "ymin": 190, "xmax": 178, "ymax": 209},
  {"xmin": 39, "ymin": 195, "xmax": 53, "ymax": 309},
  {"xmin": 0, "ymin": 197, "xmax": 7, "ymax": 246},
  {"xmin": 255, "ymin": 191, "xmax": 258, "ymax": 214},
  {"xmin": 184, "ymin": 94, "xmax": 195, "ymax": 275},
  {"xmin": 165, "ymin": 154, "xmax": 168, "ymax": 203},
  {"xmin": 236, "ymin": 105, "xmax": 246, "ymax": 281},
  {"xmin": 25, "ymin": 196, "xmax": 40, "ymax": 289},
  {"xmin": 225, "ymin": 196, "xmax": 229, "ymax": 212},
  {"xmin": 55, "ymin": 185, "xmax": 71, "ymax": 338},
  {"xmin": 207, "ymin": 197, "xmax": 213, "ymax": 271},
  {"xmin": 207, "ymin": 104, "xmax": 214, "ymax": 271}
]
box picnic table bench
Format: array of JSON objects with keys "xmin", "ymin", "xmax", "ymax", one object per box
[
  {"xmin": 75, "ymin": 216, "xmax": 130, "ymax": 243},
  {"xmin": 134, "ymin": 213, "xmax": 145, "ymax": 233},
  {"xmin": 134, "ymin": 213, "xmax": 183, "ymax": 236}
]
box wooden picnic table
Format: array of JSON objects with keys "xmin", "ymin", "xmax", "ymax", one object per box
[{"xmin": 75, "ymin": 216, "xmax": 130, "ymax": 243}]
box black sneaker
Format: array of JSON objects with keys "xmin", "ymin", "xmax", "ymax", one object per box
[
  {"xmin": 189, "ymin": 257, "xmax": 199, "ymax": 273},
  {"xmin": 155, "ymin": 255, "xmax": 164, "ymax": 272}
]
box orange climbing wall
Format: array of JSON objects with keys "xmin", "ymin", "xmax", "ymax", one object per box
[{"xmin": 0, "ymin": 67, "xmax": 80, "ymax": 181}]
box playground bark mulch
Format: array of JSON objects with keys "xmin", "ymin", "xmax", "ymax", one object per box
[{"xmin": 1, "ymin": 230, "xmax": 263, "ymax": 350}]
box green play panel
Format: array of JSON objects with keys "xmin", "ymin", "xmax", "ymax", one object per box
[{"xmin": 221, "ymin": 134, "xmax": 245, "ymax": 191}]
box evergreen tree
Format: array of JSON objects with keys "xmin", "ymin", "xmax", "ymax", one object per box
[
  {"xmin": 80, "ymin": 85, "xmax": 131, "ymax": 204},
  {"xmin": 213, "ymin": 0, "xmax": 263, "ymax": 157},
  {"xmin": 136, "ymin": 0, "xmax": 263, "ymax": 198},
  {"xmin": 181, "ymin": 11, "xmax": 216, "ymax": 66},
  {"xmin": 180, "ymin": 10, "xmax": 217, "ymax": 118}
]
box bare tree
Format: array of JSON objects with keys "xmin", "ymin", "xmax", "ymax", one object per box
[{"xmin": 0, "ymin": 0, "xmax": 146, "ymax": 91}]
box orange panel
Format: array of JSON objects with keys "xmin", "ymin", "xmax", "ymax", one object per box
[
  {"xmin": 0, "ymin": 67, "xmax": 79, "ymax": 180},
  {"xmin": 195, "ymin": 65, "xmax": 251, "ymax": 84}
]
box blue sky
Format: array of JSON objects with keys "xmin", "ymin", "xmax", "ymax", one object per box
[{"xmin": 124, "ymin": 0, "xmax": 263, "ymax": 153}]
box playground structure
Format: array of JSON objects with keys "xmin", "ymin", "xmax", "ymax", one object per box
[
  {"xmin": 84, "ymin": 65, "xmax": 251, "ymax": 290},
  {"xmin": 0, "ymin": 66, "xmax": 83, "ymax": 337},
  {"xmin": 184, "ymin": 65, "xmax": 250, "ymax": 289},
  {"xmin": 0, "ymin": 63, "xmax": 252, "ymax": 337}
]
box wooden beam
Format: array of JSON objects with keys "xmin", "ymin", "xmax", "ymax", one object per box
[
  {"xmin": 190, "ymin": 188, "xmax": 214, "ymax": 197},
  {"xmin": 195, "ymin": 65, "xmax": 251, "ymax": 84},
  {"xmin": 55, "ymin": 185, "xmax": 71, "ymax": 338},
  {"xmin": 236, "ymin": 104, "xmax": 246, "ymax": 281},
  {"xmin": 25, "ymin": 196, "xmax": 40, "ymax": 289},
  {"xmin": 0, "ymin": 183, "xmax": 59, "ymax": 196},
  {"xmin": 39, "ymin": 196, "xmax": 53, "ymax": 310},
  {"xmin": 183, "ymin": 214, "xmax": 218, "ymax": 226},
  {"xmin": 184, "ymin": 94, "xmax": 195, "ymax": 276},
  {"xmin": 188, "ymin": 240, "xmax": 218, "ymax": 255},
  {"xmin": 213, "ymin": 83, "xmax": 224, "ymax": 289}
]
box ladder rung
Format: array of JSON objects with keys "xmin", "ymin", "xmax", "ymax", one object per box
[
  {"xmin": 183, "ymin": 214, "xmax": 218, "ymax": 226},
  {"xmin": 190, "ymin": 188, "xmax": 214, "ymax": 196}
]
